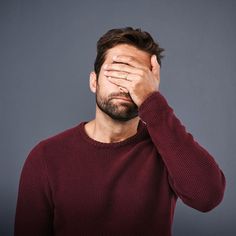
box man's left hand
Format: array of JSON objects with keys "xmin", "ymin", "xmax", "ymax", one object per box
[{"xmin": 103, "ymin": 54, "xmax": 160, "ymax": 107}]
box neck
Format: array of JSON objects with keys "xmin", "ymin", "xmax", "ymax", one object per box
[{"xmin": 85, "ymin": 108, "xmax": 140, "ymax": 143}]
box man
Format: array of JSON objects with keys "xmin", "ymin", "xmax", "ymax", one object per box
[{"xmin": 15, "ymin": 27, "xmax": 226, "ymax": 236}]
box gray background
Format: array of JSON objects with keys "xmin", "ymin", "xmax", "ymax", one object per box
[{"xmin": 1, "ymin": 0, "xmax": 235, "ymax": 235}]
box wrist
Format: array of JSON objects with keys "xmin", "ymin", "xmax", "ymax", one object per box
[{"xmin": 138, "ymin": 90, "xmax": 159, "ymax": 108}]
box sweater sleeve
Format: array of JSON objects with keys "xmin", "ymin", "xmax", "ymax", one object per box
[
  {"xmin": 14, "ymin": 141, "xmax": 54, "ymax": 236},
  {"xmin": 138, "ymin": 91, "xmax": 226, "ymax": 212}
]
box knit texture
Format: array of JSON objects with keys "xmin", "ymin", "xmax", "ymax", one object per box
[{"xmin": 14, "ymin": 91, "xmax": 226, "ymax": 236}]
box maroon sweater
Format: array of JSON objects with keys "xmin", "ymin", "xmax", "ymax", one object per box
[{"xmin": 14, "ymin": 91, "xmax": 226, "ymax": 236}]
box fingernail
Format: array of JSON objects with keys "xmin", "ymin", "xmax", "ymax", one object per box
[
  {"xmin": 113, "ymin": 55, "xmax": 117, "ymax": 60},
  {"xmin": 103, "ymin": 64, "xmax": 108, "ymax": 69}
]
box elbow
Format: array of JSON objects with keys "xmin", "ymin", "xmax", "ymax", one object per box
[
  {"xmin": 197, "ymin": 194, "xmax": 225, "ymax": 213},
  {"xmin": 182, "ymin": 172, "xmax": 226, "ymax": 213},
  {"xmin": 197, "ymin": 196, "xmax": 224, "ymax": 213},
  {"xmin": 195, "ymin": 173, "xmax": 226, "ymax": 213}
]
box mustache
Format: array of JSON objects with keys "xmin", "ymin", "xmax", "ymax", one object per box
[{"xmin": 108, "ymin": 92, "xmax": 132, "ymax": 100}]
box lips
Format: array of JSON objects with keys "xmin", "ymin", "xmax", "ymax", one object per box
[{"xmin": 112, "ymin": 97, "xmax": 132, "ymax": 102}]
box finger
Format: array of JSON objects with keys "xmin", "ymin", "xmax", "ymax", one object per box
[
  {"xmin": 112, "ymin": 55, "xmax": 147, "ymax": 70},
  {"xmin": 151, "ymin": 55, "xmax": 160, "ymax": 77},
  {"xmin": 106, "ymin": 76, "xmax": 131, "ymax": 89},
  {"xmin": 119, "ymin": 87, "xmax": 129, "ymax": 94},
  {"xmin": 104, "ymin": 70, "xmax": 129, "ymax": 80},
  {"xmin": 103, "ymin": 63, "xmax": 143, "ymax": 75}
]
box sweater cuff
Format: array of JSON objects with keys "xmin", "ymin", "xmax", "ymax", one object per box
[{"xmin": 138, "ymin": 91, "xmax": 173, "ymax": 125}]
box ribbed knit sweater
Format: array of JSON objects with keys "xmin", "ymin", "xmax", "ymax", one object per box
[{"xmin": 14, "ymin": 91, "xmax": 226, "ymax": 236}]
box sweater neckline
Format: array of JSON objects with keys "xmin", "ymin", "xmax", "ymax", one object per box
[{"xmin": 77, "ymin": 120, "xmax": 147, "ymax": 148}]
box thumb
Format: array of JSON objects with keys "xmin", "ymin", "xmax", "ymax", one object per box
[{"xmin": 151, "ymin": 55, "xmax": 160, "ymax": 77}]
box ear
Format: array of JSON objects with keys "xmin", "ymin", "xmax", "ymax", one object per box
[{"xmin": 89, "ymin": 71, "xmax": 97, "ymax": 93}]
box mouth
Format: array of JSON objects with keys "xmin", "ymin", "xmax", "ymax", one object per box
[{"xmin": 112, "ymin": 97, "xmax": 133, "ymax": 102}]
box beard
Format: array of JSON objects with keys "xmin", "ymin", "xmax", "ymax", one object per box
[{"xmin": 96, "ymin": 89, "xmax": 138, "ymax": 122}]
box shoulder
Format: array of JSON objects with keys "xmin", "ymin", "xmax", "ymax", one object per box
[
  {"xmin": 26, "ymin": 122, "xmax": 84, "ymax": 163},
  {"xmin": 40, "ymin": 122, "xmax": 82, "ymax": 147}
]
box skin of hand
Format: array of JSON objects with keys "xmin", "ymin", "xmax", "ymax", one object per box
[{"xmin": 103, "ymin": 54, "xmax": 160, "ymax": 107}]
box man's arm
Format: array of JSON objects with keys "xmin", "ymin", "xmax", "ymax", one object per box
[
  {"xmin": 14, "ymin": 142, "xmax": 54, "ymax": 235},
  {"xmin": 138, "ymin": 90, "xmax": 226, "ymax": 212},
  {"xmin": 104, "ymin": 54, "xmax": 226, "ymax": 212}
]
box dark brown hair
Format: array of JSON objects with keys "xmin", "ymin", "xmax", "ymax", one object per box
[{"xmin": 94, "ymin": 27, "xmax": 165, "ymax": 76}]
